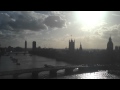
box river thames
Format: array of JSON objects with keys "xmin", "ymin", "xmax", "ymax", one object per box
[{"xmin": 0, "ymin": 54, "xmax": 120, "ymax": 79}]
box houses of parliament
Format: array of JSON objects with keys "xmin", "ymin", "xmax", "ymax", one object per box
[
  {"xmin": 54, "ymin": 36, "xmax": 120, "ymax": 64},
  {"xmin": 68, "ymin": 36, "xmax": 120, "ymax": 53}
]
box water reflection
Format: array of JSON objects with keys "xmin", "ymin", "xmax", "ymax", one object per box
[
  {"xmin": 80, "ymin": 71, "xmax": 109, "ymax": 79},
  {"xmin": 56, "ymin": 71, "xmax": 120, "ymax": 79}
]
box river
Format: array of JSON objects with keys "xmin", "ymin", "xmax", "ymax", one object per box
[{"xmin": 0, "ymin": 54, "xmax": 120, "ymax": 79}]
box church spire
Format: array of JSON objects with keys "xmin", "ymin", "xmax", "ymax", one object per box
[
  {"xmin": 109, "ymin": 35, "xmax": 112, "ymax": 42},
  {"xmin": 80, "ymin": 42, "xmax": 82, "ymax": 51},
  {"xmin": 107, "ymin": 36, "xmax": 113, "ymax": 52}
]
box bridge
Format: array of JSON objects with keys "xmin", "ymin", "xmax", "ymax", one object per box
[
  {"xmin": 0, "ymin": 65, "xmax": 120, "ymax": 79},
  {"xmin": 5, "ymin": 52, "xmax": 29, "ymax": 55}
]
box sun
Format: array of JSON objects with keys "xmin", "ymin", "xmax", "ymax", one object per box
[{"xmin": 75, "ymin": 11, "xmax": 106, "ymax": 27}]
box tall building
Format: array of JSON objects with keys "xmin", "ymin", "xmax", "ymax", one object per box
[
  {"xmin": 25, "ymin": 40, "xmax": 27, "ymax": 52},
  {"xmin": 79, "ymin": 42, "xmax": 82, "ymax": 51},
  {"xmin": 32, "ymin": 41, "xmax": 36, "ymax": 50},
  {"xmin": 115, "ymin": 46, "xmax": 119, "ymax": 51},
  {"xmin": 119, "ymin": 46, "xmax": 120, "ymax": 51},
  {"xmin": 69, "ymin": 39, "xmax": 75, "ymax": 52},
  {"xmin": 107, "ymin": 37, "xmax": 113, "ymax": 52}
]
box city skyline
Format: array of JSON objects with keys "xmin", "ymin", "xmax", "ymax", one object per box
[
  {"xmin": 0, "ymin": 36, "xmax": 116, "ymax": 51},
  {"xmin": 0, "ymin": 11, "xmax": 120, "ymax": 49}
]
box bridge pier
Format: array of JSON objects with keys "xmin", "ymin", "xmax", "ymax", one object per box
[
  {"xmin": 49, "ymin": 70, "xmax": 57, "ymax": 78},
  {"xmin": 32, "ymin": 71, "xmax": 39, "ymax": 79},
  {"xmin": 13, "ymin": 74, "xmax": 19, "ymax": 79},
  {"xmin": 65, "ymin": 68, "xmax": 73, "ymax": 75}
]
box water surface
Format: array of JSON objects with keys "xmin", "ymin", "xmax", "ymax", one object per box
[{"xmin": 0, "ymin": 54, "xmax": 120, "ymax": 79}]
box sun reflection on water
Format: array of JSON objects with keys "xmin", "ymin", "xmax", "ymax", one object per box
[
  {"xmin": 56, "ymin": 70, "xmax": 120, "ymax": 79},
  {"xmin": 79, "ymin": 71, "xmax": 108, "ymax": 79}
]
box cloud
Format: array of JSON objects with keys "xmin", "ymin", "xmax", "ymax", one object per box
[
  {"xmin": 16, "ymin": 12, "xmax": 47, "ymax": 30},
  {"xmin": 90, "ymin": 23, "xmax": 120, "ymax": 47},
  {"xmin": 0, "ymin": 11, "xmax": 48, "ymax": 31},
  {"xmin": 44, "ymin": 16, "xmax": 66, "ymax": 28},
  {"xmin": 0, "ymin": 11, "xmax": 67, "ymax": 33},
  {"xmin": 100, "ymin": 24, "xmax": 120, "ymax": 38}
]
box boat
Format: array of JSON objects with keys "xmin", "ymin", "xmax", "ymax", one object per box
[
  {"xmin": 12, "ymin": 58, "xmax": 18, "ymax": 63},
  {"xmin": 10, "ymin": 56, "xmax": 13, "ymax": 59},
  {"xmin": 5, "ymin": 54, "xmax": 9, "ymax": 56},
  {"xmin": 16, "ymin": 62, "xmax": 20, "ymax": 65},
  {"xmin": 44, "ymin": 64, "xmax": 54, "ymax": 68}
]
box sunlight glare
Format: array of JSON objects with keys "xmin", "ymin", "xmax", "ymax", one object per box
[{"xmin": 75, "ymin": 11, "xmax": 106, "ymax": 27}]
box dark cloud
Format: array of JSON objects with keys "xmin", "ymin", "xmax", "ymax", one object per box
[
  {"xmin": 8, "ymin": 18, "xmax": 48, "ymax": 31},
  {"xmin": 0, "ymin": 11, "xmax": 48, "ymax": 31},
  {"xmin": 0, "ymin": 11, "xmax": 66, "ymax": 33},
  {"xmin": 44, "ymin": 16, "xmax": 66, "ymax": 28}
]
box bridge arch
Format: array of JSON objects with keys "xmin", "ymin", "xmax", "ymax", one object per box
[{"xmin": 0, "ymin": 65, "xmax": 120, "ymax": 79}]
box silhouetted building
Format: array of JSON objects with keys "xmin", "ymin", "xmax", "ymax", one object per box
[
  {"xmin": 25, "ymin": 40, "xmax": 27, "ymax": 52},
  {"xmin": 107, "ymin": 37, "xmax": 113, "ymax": 52},
  {"xmin": 32, "ymin": 41, "xmax": 36, "ymax": 50},
  {"xmin": 116, "ymin": 46, "xmax": 120, "ymax": 51},
  {"xmin": 0, "ymin": 47, "xmax": 7, "ymax": 55},
  {"xmin": 79, "ymin": 42, "xmax": 82, "ymax": 51},
  {"xmin": 69, "ymin": 39, "xmax": 75, "ymax": 52},
  {"xmin": 38, "ymin": 46, "xmax": 41, "ymax": 49},
  {"xmin": 14, "ymin": 47, "xmax": 23, "ymax": 52},
  {"xmin": 7, "ymin": 46, "xmax": 14, "ymax": 52},
  {"xmin": 119, "ymin": 46, "xmax": 120, "ymax": 51},
  {"xmin": 115, "ymin": 46, "xmax": 119, "ymax": 51}
]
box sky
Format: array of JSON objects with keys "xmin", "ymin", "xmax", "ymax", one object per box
[{"xmin": 0, "ymin": 11, "xmax": 120, "ymax": 49}]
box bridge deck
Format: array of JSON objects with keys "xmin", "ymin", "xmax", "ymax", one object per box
[
  {"xmin": 0, "ymin": 65, "xmax": 119, "ymax": 76},
  {"xmin": 7, "ymin": 52, "xmax": 29, "ymax": 54},
  {"xmin": 0, "ymin": 65, "xmax": 86, "ymax": 76}
]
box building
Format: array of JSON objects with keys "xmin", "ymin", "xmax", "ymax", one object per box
[
  {"xmin": 79, "ymin": 42, "xmax": 82, "ymax": 51},
  {"xmin": 107, "ymin": 37, "xmax": 113, "ymax": 52},
  {"xmin": 119, "ymin": 46, "xmax": 120, "ymax": 50},
  {"xmin": 69, "ymin": 39, "xmax": 75, "ymax": 52},
  {"xmin": 25, "ymin": 40, "xmax": 27, "ymax": 52},
  {"xmin": 115, "ymin": 46, "xmax": 119, "ymax": 51},
  {"xmin": 14, "ymin": 47, "xmax": 23, "ymax": 52},
  {"xmin": 115, "ymin": 46, "xmax": 120, "ymax": 51},
  {"xmin": 7, "ymin": 46, "xmax": 14, "ymax": 52},
  {"xmin": 32, "ymin": 41, "xmax": 36, "ymax": 50}
]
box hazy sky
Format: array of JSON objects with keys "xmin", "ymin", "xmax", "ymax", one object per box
[{"xmin": 0, "ymin": 11, "xmax": 120, "ymax": 49}]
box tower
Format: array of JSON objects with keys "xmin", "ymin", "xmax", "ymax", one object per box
[
  {"xmin": 32, "ymin": 41, "xmax": 36, "ymax": 50},
  {"xmin": 25, "ymin": 40, "xmax": 27, "ymax": 52},
  {"xmin": 79, "ymin": 42, "xmax": 82, "ymax": 51},
  {"xmin": 69, "ymin": 39, "xmax": 75, "ymax": 52},
  {"xmin": 107, "ymin": 37, "xmax": 113, "ymax": 52}
]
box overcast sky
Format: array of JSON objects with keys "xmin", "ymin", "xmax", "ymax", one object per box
[{"xmin": 0, "ymin": 11, "xmax": 120, "ymax": 49}]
